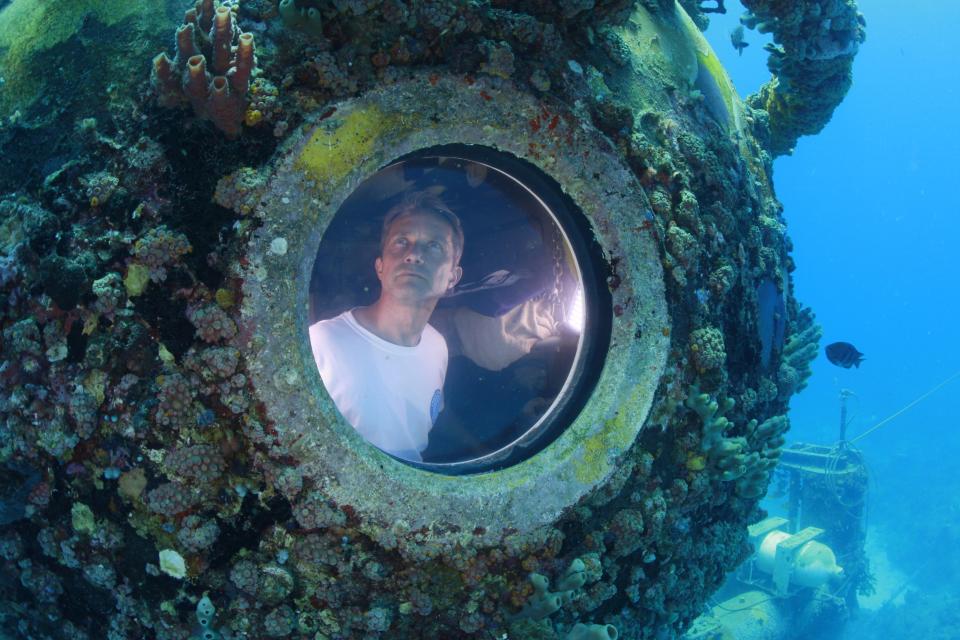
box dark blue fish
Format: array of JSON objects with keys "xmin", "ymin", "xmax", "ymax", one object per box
[
  {"xmin": 825, "ymin": 342, "xmax": 865, "ymax": 368},
  {"xmin": 731, "ymin": 26, "xmax": 749, "ymax": 56}
]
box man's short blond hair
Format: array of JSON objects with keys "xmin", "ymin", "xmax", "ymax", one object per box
[{"xmin": 380, "ymin": 190, "xmax": 464, "ymax": 265}]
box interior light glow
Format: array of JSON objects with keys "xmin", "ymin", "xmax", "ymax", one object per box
[{"xmin": 566, "ymin": 285, "xmax": 584, "ymax": 333}]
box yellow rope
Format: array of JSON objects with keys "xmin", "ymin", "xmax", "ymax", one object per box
[{"xmin": 849, "ymin": 369, "xmax": 960, "ymax": 444}]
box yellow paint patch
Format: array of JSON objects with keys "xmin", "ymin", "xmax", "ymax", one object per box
[
  {"xmin": 295, "ymin": 106, "xmax": 405, "ymax": 186},
  {"xmin": 572, "ymin": 386, "xmax": 644, "ymax": 484}
]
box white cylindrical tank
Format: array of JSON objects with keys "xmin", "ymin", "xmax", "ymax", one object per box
[{"xmin": 756, "ymin": 530, "xmax": 844, "ymax": 589}]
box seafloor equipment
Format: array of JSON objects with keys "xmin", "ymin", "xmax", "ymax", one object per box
[
  {"xmin": 751, "ymin": 518, "xmax": 843, "ymax": 593},
  {"xmin": 684, "ymin": 431, "xmax": 871, "ymax": 640},
  {"xmin": 0, "ymin": 0, "xmax": 864, "ymax": 637},
  {"xmin": 685, "ymin": 590, "xmax": 786, "ymax": 640}
]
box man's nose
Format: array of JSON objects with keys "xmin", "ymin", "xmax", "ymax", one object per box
[{"xmin": 403, "ymin": 242, "xmax": 425, "ymax": 263}]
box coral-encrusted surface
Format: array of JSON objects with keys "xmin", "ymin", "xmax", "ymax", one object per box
[
  {"xmin": 741, "ymin": 0, "xmax": 866, "ymax": 156},
  {"xmin": 0, "ymin": 0, "xmax": 857, "ymax": 638}
]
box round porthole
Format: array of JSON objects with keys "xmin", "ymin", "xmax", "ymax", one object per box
[
  {"xmin": 307, "ymin": 144, "xmax": 611, "ymax": 473},
  {"xmin": 241, "ymin": 75, "xmax": 668, "ymax": 540}
]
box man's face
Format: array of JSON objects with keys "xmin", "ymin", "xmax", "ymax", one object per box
[{"xmin": 375, "ymin": 211, "xmax": 462, "ymax": 304}]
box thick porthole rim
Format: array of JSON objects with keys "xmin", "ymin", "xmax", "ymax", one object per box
[{"xmin": 239, "ymin": 74, "xmax": 669, "ymax": 543}]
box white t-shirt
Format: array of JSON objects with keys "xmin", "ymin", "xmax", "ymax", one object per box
[{"xmin": 308, "ymin": 310, "xmax": 447, "ymax": 461}]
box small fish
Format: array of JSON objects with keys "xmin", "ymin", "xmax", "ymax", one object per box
[
  {"xmin": 825, "ymin": 342, "xmax": 865, "ymax": 369},
  {"xmin": 731, "ymin": 25, "xmax": 749, "ymax": 56}
]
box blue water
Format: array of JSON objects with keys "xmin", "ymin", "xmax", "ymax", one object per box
[{"xmin": 705, "ymin": 2, "xmax": 960, "ymax": 636}]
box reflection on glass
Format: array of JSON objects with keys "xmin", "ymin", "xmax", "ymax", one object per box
[{"xmin": 308, "ymin": 152, "xmax": 587, "ymax": 469}]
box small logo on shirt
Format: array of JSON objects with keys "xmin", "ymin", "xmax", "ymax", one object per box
[{"xmin": 430, "ymin": 389, "xmax": 442, "ymax": 424}]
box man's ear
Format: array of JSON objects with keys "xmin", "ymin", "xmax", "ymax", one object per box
[
  {"xmin": 375, "ymin": 256, "xmax": 384, "ymax": 278},
  {"xmin": 447, "ymin": 265, "xmax": 463, "ymax": 291}
]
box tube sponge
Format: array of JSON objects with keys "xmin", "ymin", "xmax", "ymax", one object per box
[
  {"xmin": 175, "ymin": 23, "xmax": 199, "ymax": 65},
  {"xmin": 556, "ymin": 558, "xmax": 586, "ymax": 592},
  {"xmin": 186, "ymin": 55, "xmax": 210, "ymax": 112},
  {"xmin": 565, "ymin": 623, "xmax": 619, "ymax": 640},
  {"xmin": 514, "ymin": 557, "xmax": 590, "ymax": 620},
  {"xmin": 194, "ymin": 593, "xmax": 221, "ymax": 639},
  {"xmin": 208, "ymin": 76, "xmax": 241, "ymax": 138},
  {"xmin": 196, "ymin": 593, "xmax": 215, "ymax": 626},
  {"xmin": 517, "ymin": 573, "xmax": 563, "ymax": 619},
  {"xmin": 150, "ymin": 0, "xmax": 256, "ymax": 138},
  {"xmin": 197, "ymin": 0, "xmax": 214, "ymax": 33},
  {"xmin": 152, "ymin": 53, "xmax": 181, "ymax": 107},
  {"xmin": 211, "ymin": 6, "xmax": 232, "ymax": 74},
  {"xmin": 231, "ymin": 33, "xmax": 254, "ymax": 94}
]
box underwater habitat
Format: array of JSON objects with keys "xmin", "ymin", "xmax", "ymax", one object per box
[{"xmin": 0, "ymin": 0, "xmax": 956, "ymax": 638}]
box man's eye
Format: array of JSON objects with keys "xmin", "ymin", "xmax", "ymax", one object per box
[
  {"xmin": 428, "ymin": 242, "xmax": 443, "ymax": 252},
  {"xmin": 394, "ymin": 237, "xmax": 408, "ymax": 246}
]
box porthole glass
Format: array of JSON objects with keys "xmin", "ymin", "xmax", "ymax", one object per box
[{"xmin": 307, "ymin": 145, "xmax": 610, "ymax": 473}]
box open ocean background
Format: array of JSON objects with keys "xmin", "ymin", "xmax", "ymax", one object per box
[{"xmin": 705, "ymin": 2, "xmax": 960, "ymax": 638}]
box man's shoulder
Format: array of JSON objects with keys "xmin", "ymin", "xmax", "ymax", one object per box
[
  {"xmin": 423, "ymin": 321, "xmax": 448, "ymax": 355},
  {"xmin": 309, "ymin": 310, "xmax": 355, "ymax": 340}
]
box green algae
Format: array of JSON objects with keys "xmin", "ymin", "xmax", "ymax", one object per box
[{"xmin": 0, "ymin": 0, "xmax": 167, "ymax": 119}]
